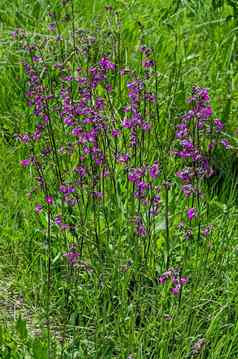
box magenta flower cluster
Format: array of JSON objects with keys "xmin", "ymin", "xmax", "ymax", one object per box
[
  {"xmin": 175, "ymin": 86, "xmax": 229, "ymax": 226},
  {"xmin": 159, "ymin": 269, "xmax": 189, "ymax": 296}
]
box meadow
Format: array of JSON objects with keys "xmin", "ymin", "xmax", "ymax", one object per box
[{"xmin": 1, "ymin": 0, "xmax": 238, "ymax": 358}]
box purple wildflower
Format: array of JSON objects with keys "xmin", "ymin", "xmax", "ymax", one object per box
[
  {"xmin": 202, "ymin": 224, "xmax": 213, "ymax": 237},
  {"xmin": 20, "ymin": 159, "xmax": 31, "ymax": 167},
  {"xmin": 128, "ymin": 167, "xmax": 145, "ymax": 183},
  {"xmin": 153, "ymin": 194, "xmax": 160, "ymax": 204},
  {"xmin": 159, "ymin": 270, "xmax": 172, "ymax": 284},
  {"xmin": 140, "ymin": 45, "xmax": 152, "ymax": 56},
  {"xmin": 213, "ymin": 119, "xmax": 224, "ymax": 132},
  {"xmin": 48, "ymin": 23, "xmax": 56, "ymax": 31},
  {"xmin": 63, "ymin": 247, "xmax": 80, "ymax": 266},
  {"xmin": 55, "ymin": 215, "xmax": 62, "ymax": 225},
  {"xmin": 35, "ymin": 204, "xmax": 43, "ymax": 214},
  {"xmin": 143, "ymin": 59, "xmax": 155, "ymax": 68},
  {"xmin": 180, "ymin": 139, "xmax": 193, "ymax": 150},
  {"xmin": 176, "ymin": 167, "xmax": 194, "ymax": 182},
  {"xmin": 111, "ymin": 129, "xmax": 121, "ymax": 137},
  {"xmin": 18, "ymin": 134, "xmax": 30, "ymax": 143},
  {"xmin": 99, "ymin": 57, "xmax": 115, "ymax": 71},
  {"xmin": 180, "ymin": 276, "xmax": 189, "ymax": 285},
  {"xmin": 59, "ymin": 184, "xmax": 75, "ymax": 194},
  {"xmin": 149, "ymin": 161, "xmax": 160, "ymax": 179},
  {"xmin": 170, "ymin": 285, "xmax": 181, "ymax": 296},
  {"xmin": 75, "ymin": 166, "xmax": 87, "ymax": 177},
  {"xmin": 184, "ymin": 229, "xmax": 193, "ymax": 240},
  {"xmin": 176, "ymin": 123, "xmax": 189, "ymax": 139},
  {"xmin": 187, "ymin": 208, "xmax": 197, "ymax": 221},
  {"xmin": 60, "ymin": 223, "xmax": 70, "ymax": 231},
  {"xmin": 45, "ymin": 196, "xmax": 53, "ymax": 205},
  {"xmin": 116, "ymin": 153, "xmax": 129, "ymax": 164},
  {"xmin": 136, "ymin": 224, "xmax": 147, "ymax": 237},
  {"xmin": 182, "ymin": 184, "xmax": 194, "ymax": 198},
  {"xmin": 92, "ymin": 191, "xmax": 103, "ymax": 199},
  {"xmin": 221, "ymin": 139, "xmax": 231, "ymax": 149}
]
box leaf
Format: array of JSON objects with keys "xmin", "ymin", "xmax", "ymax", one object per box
[
  {"xmin": 52, "ymin": 252, "xmax": 61, "ymax": 264},
  {"xmin": 157, "ymin": 234, "xmax": 165, "ymax": 251},
  {"xmin": 16, "ymin": 316, "xmax": 28, "ymax": 340},
  {"xmin": 32, "ymin": 338, "xmax": 48, "ymax": 359}
]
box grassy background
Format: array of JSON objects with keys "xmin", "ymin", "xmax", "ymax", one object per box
[{"xmin": 1, "ymin": 0, "xmax": 238, "ymax": 358}]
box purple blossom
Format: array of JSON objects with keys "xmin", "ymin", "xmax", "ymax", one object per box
[
  {"xmin": 159, "ymin": 271, "xmax": 172, "ymax": 284},
  {"xmin": 63, "ymin": 247, "xmax": 80, "ymax": 266},
  {"xmin": 32, "ymin": 56, "xmax": 42, "ymax": 63},
  {"xmin": 189, "ymin": 86, "xmax": 210, "ymax": 102},
  {"xmin": 64, "ymin": 117, "xmax": 75, "ymax": 126},
  {"xmin": 149, "ymin": 205, "xmax": 159, "ymax": 216},
  {"xmin": 149, "ymin": 161, "xmax": 160, "ymax": 178},
  {"xmin": 176, "ymin": 123, "xmax": 189, "ymax": 139},
  {"xmin": 45, "ymin": 196, "xmax": 53, "ymax": 205},
  {"xmin": 208, "ymin": 141, "xmax": 215, "ymax": 151},
  {"xmin": 180, "ymin": 276, "xmax": 189, "ymax": 285},
  {"xmin": 48, "ymin": 23, "xmax": 56, "ymax": 31},
  {"xmin": 119, "ymin": 68, "xmax": 130, "ymax": 76},
  {"xmin": 160, "ymin": 269, "xmax": 188, "ymax": 296},
  {"xmin": 153, "ymin": 194, "xmax": 160, "ymax": 204},
  {"xmin": 182, "ymin": 110, "xmax": 195, "ymax": 121},
  {"xmin": 180, "ymin": 139, "xmax": 193, "ymax": 150},
  {"xmin": 175, "ymin": 149, "xmax": 193, "ymax": 159},
  {"xmin": 182, "ymin": 184, "xmax": 194, "ymax": 198},
  {"xmin": 184, "ymin": 229, "xmax": 193, "ymax": 240},
  {"xmin": 144, "ymin": 92, "xmax": 156, "ymax": 103},
  {"xmin": 221, "ymin": 139, "xmax": 231, "ymax": 149},
  {"xmin": 198, "ymin": 106, "xmax": 212, "ymax": 120},
  {"xmin": 202, "ymin": 224, "xmax": 213, "ymax": 237},
  {"xmin": 128, "ymin": 167, "xmax": 145, "ymax": 183},
  {"xmin": 187, "ymin": 208, "xmax": 197, "ymax": 221},
  {"xmin": 122, "ymin": 118, "xmax": 133, "ymax": 129},
  {"xmin": 136, "ymin": 223, "xmax": 147, "ymax": 237},
  {"xmin": 105, "ymin": 84, "xmax": 112, "ymax": 92},
  {"xmin": 18, "ymin": 134, "xmax": 30, "ymax": 143},
  {"xmin": 213, "ymin": 118, "xmax": 224, "ymax": 132},
  {"xmin": 75, "ymin": 166, "xmax": 87, "ymax": 177},
  {"xmin": 59, "ymin": 184, "xmax": 75, "ymax": 194},
  {"xmin": 140, "ymin": 45, "xmax": 152, "ymax": 56},
  {"xmin": 102, "ymin": 168, "xmax": 110, "ymax": 177},
  {"xmin": 99, "ymin": 57, "xmax": 115, "ymax": 71},
  {"xmin": 20, "ymin": 159, "xmax": 31, "ymax": 167},
  {"xmin": 60, "ymin": 223, "xmax": 70, "ymax": 231},
  {"xmin": 92, "ymin": 191, "xmax": 103, "ymax": 199},
  {"xmin": 143, "ymin": 59, "xmax": 155, "ymax": 68},
  {"xmin": 172, "ymin": 276, "xmax": 179, "ymax": 285},
  {"xmin": 95, "ymin": 97, "xmax": 105, "ymax": 110},
  {"xmin": 176, "ymin": 168, "xmax": 194, "ymax": 182},
  {"xmin": 136, "ymin": 180, "xmax": 150, "ymax": 193},
  {"xmin": 64, "ymin": 195, "xmax": 77, "ymax": 207},
  {"xmin": 159, "ymin": 275, "xmax": 168, "ymax": 284},
  {"xmin": 116, "ymin": 153, "xmax": 129, "ymax": 164},
  {"xmin": 111, "ymin": 129, "xmax": 121, "ymax": 138},
  {"xmin": 72, "ymin": 127, "xmax": 83, "ymax": 137},
  {"xmin": 170, "ymin": 285, "xmax": 181, "ymax": 296},
  {"xmin": 35, "ymin": 204, "xmax": 43, "ymax": 214},
  {"xmin": 55, "ymin": 215, "xmax": 62, "ymax": 225},
  {"xmin": 63, "ymin": 76, "xmax": 74, "ymax": 82}
]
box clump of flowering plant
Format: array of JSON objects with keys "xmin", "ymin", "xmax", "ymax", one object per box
[
  {"xmin": 63, "ymin": 245, "xmax": 80, "ymax": 266},
  {"xmin": 159, "ymin": 268, "xmax": 189, "ymax": 296}
]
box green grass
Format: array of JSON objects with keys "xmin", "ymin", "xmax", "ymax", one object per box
[{"xmin": 1, "ymin": 1, "xmax": 238, "ymax": 358}]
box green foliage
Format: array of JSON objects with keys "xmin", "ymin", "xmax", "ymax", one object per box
[{"xmin": 0, "ymin": 1, "xmax": 238, "ymax": 358}]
